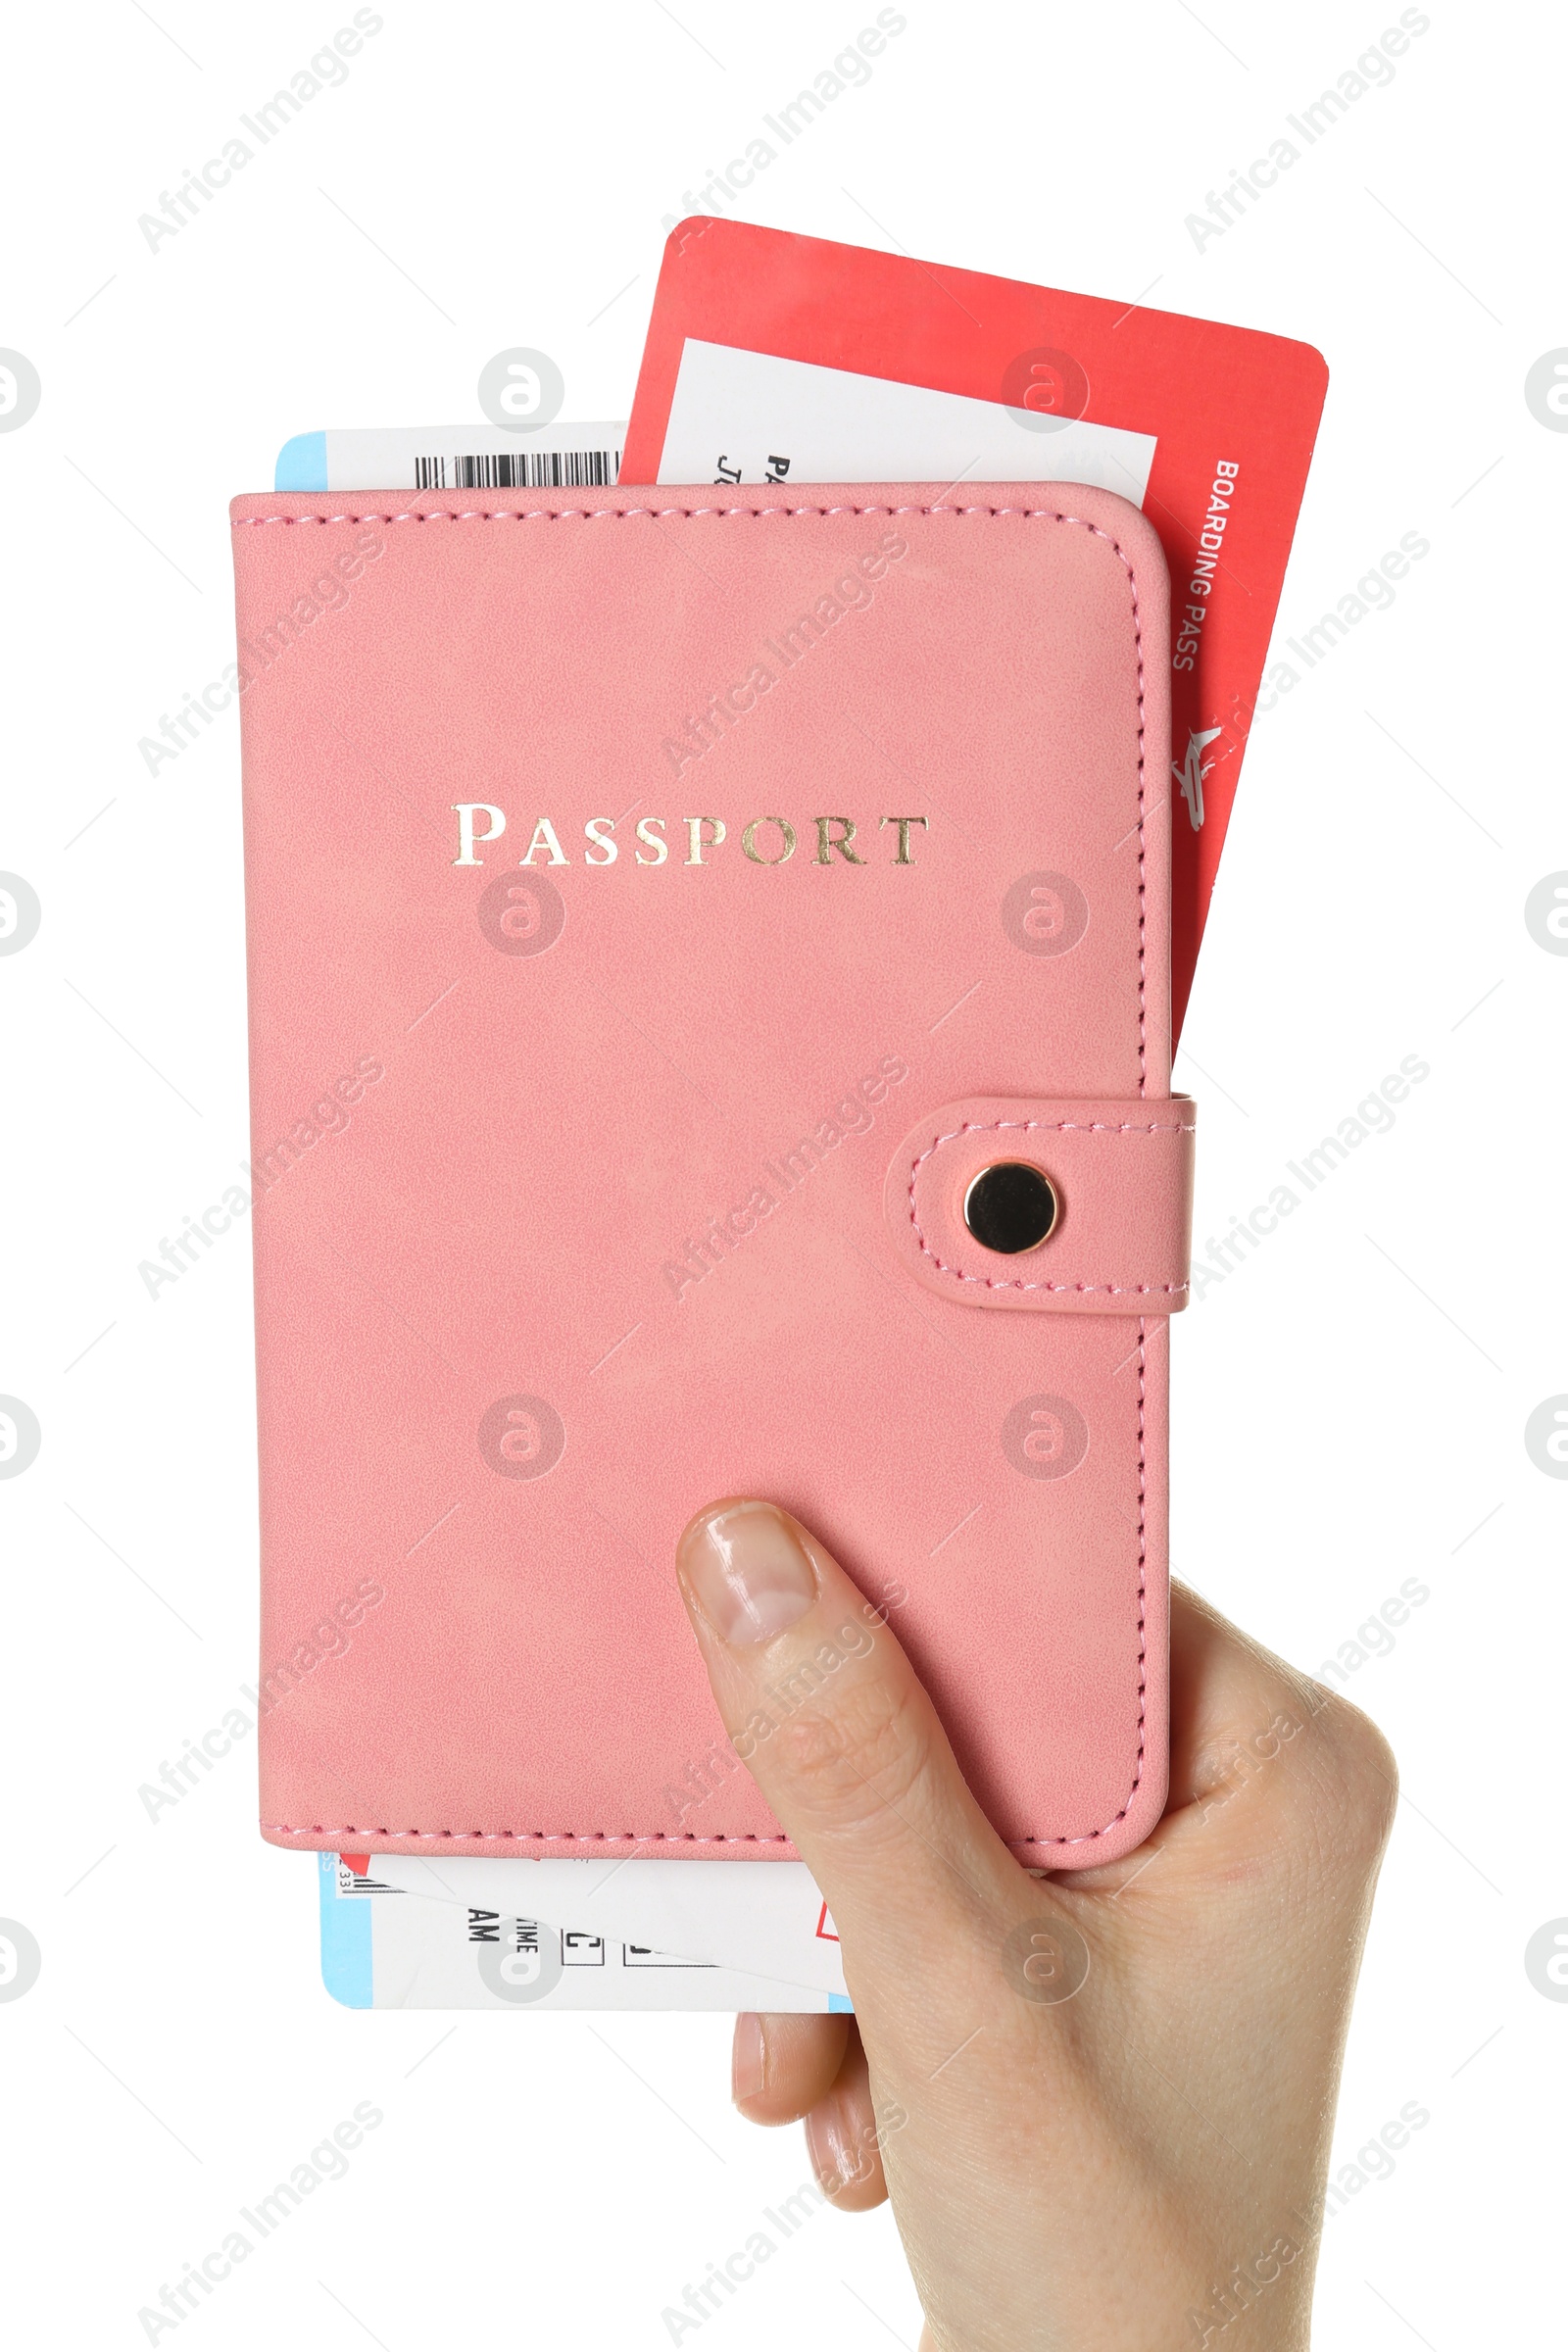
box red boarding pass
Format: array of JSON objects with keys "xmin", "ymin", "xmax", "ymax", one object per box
[{"xmin": 623, "ymin": 219, "xmax": 1328, "ymax": 1040}]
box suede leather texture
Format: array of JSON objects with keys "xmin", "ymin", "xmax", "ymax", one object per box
[{"xmin": 229, "ymin": 480, "xmax": 1178, "ymax": 1865}]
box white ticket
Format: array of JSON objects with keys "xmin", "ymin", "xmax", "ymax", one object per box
[
  {"xmin": 358, "ymin": 1854, "xmax": 848, "ymax": 1999},
  {"xmin": 275, "ymin": 420, "xmax": 626, "ymax": 492},
  {"xmin": 655, "ymin": 337, "xmax": 1156, "ymax": 499},
  {"xmin": 319, "ymin": 1857, "xmax": 848, "ymax": 2013}
]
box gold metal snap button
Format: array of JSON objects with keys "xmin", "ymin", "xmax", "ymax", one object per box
[{"xmin": 962, "ymin": 1162, "xmax": 1058, "ymax": 1254}]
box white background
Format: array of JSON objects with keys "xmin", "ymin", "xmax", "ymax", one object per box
[{"xmin": 2, "ymin": 1, "xmax": 1564, "ymax": 2343}]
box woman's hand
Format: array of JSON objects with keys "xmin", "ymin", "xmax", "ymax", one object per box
[{"xmin": 675, "ymin": 1498, "xmax": 1396, "ymax": 2352}]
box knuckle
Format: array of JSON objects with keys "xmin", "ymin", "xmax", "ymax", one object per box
[
  {"xmin": 1319, "ymin": 1687, "xmax": 1399, "ymax": 1800},
  {"xmin": 1191, "ymin": 1665, "xmax": 1398, "ymax": 1884},
  {"xmin": 1293, "ymin": 1684, "xmax": 1399, "ymax": 1863}
]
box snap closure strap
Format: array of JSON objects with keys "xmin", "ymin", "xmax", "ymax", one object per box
[{"xmin": 883, "ymin": 1096, "xmax": 1196, "ymax": 1314}]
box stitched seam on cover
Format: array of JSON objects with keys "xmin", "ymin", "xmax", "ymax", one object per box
[
  {"xmin": 246, "ymin": 498, "xmax": 1155, "ymax": 1852},
  {"xmin": 270, "ymin": 1826, "xmax": 795, "ymax": 1843},
  {"xmin": 234, "ymin": 501, "xmax": 1129, "ymax": 524},
  {"xmin": 906, "ymin": 1118, "xmax": 1189, "ymax": 1294},
  {"xmin": 1017, "ymin": 1327, "xmax": 1148, "ymax": 1848},
  {"xmin": 1010, "ymin": 1323, "xmax": 1148, "ymax": 1847}
]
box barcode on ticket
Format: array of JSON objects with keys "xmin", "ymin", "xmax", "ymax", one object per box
[{"xmin": 415, "ymin": 449, "xmax": 621, "ymax": 490}]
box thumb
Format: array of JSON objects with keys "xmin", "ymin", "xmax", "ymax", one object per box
[{"xmin": 674, "ymin": 1497, "xmax": 1021, "ymax": 1962}]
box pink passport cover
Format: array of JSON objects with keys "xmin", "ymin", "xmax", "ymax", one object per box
[{"xmin": 230, "ymin": 480, "xmax": 1183, "ymax": 1866}]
